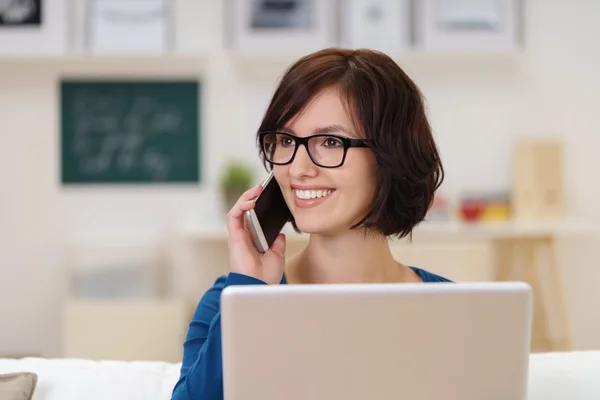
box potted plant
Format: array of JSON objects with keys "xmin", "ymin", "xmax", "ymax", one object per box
[{"xmin": 220, "ymin": 161, "xmax": 255, "ymax": 212}]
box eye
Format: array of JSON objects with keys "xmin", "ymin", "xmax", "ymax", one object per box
[
  {"xmin": 280, "ymin": 136, "xmax": 295, "ymax": 146},
  {"xmin": 322, "ymin": 136, "xmax": 343, "ymax": 148}
]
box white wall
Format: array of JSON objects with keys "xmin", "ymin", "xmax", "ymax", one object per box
[{"xmin": 0, "ymin": 0, "xmax": 599, "ymax": 357}]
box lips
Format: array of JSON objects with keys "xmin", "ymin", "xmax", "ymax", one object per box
[
  {"xmin": 293, "ymin": 189, "xmax": 333, "ymax": 200},
  {"xmin": 291, "ymin": 187, "xmax": 336, "ymax": 209}
]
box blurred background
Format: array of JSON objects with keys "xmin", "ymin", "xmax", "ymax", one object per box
[{"xmin": 0, "ymin": 0, "xmax": 599, "ymax": 363}]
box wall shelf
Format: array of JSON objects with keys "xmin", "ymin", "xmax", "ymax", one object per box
[
  {"xmin": 0, "ymin": 54, "xmax": 208, "ymax": 75},
  {"xmin": 181, "ymin": 218, "xmax": 596, "ymax": 244}
]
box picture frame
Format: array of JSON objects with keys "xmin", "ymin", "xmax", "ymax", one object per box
[
  {"xmin": 0, "ymin": 0, "xmax": 67, "ymax": 55},
  {"xmin": 227, "ymin": 0, "xmax": 337, "ymax": 53},
  {"xmin": 340, "ymin": 0, "xmax": 412, "ymax": 53},
  {"xmin": 0, "ymin": 0, "xmax": 42, "ymax": 26},
  {"xmin": 414, "ymin": 0, "xmax": 522, "ymax": 52},
  {"xmin": 85, "ymin": 0, "xmax": 173, "ymax": 54}
]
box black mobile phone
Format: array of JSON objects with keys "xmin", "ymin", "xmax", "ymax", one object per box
[{"xmin": 244, "ymin": 171, "xmax": 292, "ymax": 253}]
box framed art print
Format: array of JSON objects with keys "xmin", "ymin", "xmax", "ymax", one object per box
[
  {"xmin": 0, "ymin": 0, "xmax": 67, "ymax": 55},
  {"xmin": 86, "ymin": 0, "xmax": 173, "ymax": 54},
  {"xmin": 340, "ymin": 0, "xmax": 412, "ymax": 53},
  {"xmin": 228, "ymin": 0, "xmax": 337, "ymax": 53},
  {"xmin": 0, "ymin": 0, "xmax": 42, "ymax": 26},
  {"xmin": 414, "ymin": 0, "xmax": 522, "ymax": 52}
]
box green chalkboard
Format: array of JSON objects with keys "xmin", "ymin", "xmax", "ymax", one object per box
[{"xmin": 60, "ymin": 80, "xmax": 200, "ymax": 184}]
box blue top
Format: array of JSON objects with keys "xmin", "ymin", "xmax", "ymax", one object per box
[{"xmin": 170, "ymin": 268, "xmax": 452, "ymax": 400}]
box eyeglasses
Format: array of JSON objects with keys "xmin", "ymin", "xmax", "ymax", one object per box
[{"xmin": 259, "ymin": 131, "xmax": 369, "ymax": 168}]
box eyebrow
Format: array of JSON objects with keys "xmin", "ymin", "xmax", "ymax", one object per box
[{"xmin": 281, "ymin": 124, "xmax": 354, "ymax": 136}]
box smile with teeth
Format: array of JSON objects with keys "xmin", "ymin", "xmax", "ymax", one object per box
[{"xmin": 294, "ymin": 189, "xmax": 334, "ymax": 200}]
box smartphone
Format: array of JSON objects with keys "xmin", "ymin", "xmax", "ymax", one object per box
[{"xmin": 244, "ymin": 171, "xmax": 292, "ymax": 253}]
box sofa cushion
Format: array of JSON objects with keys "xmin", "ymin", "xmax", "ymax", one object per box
[
  {"xmin": 0, "ymin": 351, "xmax": 599, "ymax": 400},
  {"xmin": 0, "ymin": 371, "xmax": 37, "ymax": 400},
  {"xmin": 0, "ymin": 358, "xmax": 180, "ymax": 400}
]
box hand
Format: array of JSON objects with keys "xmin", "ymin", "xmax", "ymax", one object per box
[{"xmin": 226, "ymin": 183, "xmax": 286, "ymax": 284}]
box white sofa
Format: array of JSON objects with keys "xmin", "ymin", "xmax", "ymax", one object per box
[{"xmin": 1, "ymin": 351, "xmax": 599, "ymax": 399}]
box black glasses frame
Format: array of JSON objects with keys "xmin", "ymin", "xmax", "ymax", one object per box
[{"xmin": 258, "ymin": 131, "xmax": 369, "ymax": 168}]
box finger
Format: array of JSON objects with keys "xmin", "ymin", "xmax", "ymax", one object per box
[
  {"xmin": 227, "ymin": 184, "xmax": 263, "ymax": 218},
  {"xmin": 227, "ymin": 183, "xmax": 263, "ymax": 240},
  {"xmin": 269, "ymin": 233, "xmax": 286, "ymax": 258},
  {"xmin": 226, "ymin": 201, "xmax": 256, "ymax": 237},
  {"xmin": 239, "ymin": 183, "xmax": 263, "ymax": 202}
]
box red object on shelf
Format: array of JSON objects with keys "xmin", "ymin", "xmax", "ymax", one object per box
[{"xmin": 460, "ymin": 200, "xmax": 485, "ymax": 222}]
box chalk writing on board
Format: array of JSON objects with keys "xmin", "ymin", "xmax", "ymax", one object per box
[
  {"xmin": 61, "ymin": 80, "xmax": 200, "ymax": 184},
  {"xmin": 69, "ymin": 90, "xmax": 183, "ymax": 181}
]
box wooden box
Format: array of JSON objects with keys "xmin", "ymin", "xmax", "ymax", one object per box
[{"xmin": 511, "ymin": 139, "xmax": 565, "ymax": 220}]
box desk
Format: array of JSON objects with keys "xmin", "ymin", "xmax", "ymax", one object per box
[
  {"xmin": 410, "ymin": 219, "xmax": 591, "ymax": 352},
  {"xmin": 181, "ymin": 218, "xmax": 595, "ymax": 352}
]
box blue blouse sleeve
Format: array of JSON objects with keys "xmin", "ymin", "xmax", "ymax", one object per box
[{"xmin": 171, "ymin": 272, "xmax": 266, "ymax": 400}]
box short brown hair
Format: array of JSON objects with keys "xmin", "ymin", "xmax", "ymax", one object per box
[{"xmin": 257, "ymin": 48, "xmax": 444, "ymax": 239}]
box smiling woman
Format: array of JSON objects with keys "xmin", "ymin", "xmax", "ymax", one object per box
[
  {"xmin": 257, "ymin": 48, "xmax": 444, "ymax": 239},
  {"xmin": 171, "ymin": 48, "xmax": 451, "ymax": 400}
]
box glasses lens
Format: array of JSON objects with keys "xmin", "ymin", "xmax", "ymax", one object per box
[
  {"xmin": 308, "ymin": 135, "xmax": 345, "ymax": 167},
  {"xmin": 262, "ymin": 133, "xmax": 296, "ymax": 164}
]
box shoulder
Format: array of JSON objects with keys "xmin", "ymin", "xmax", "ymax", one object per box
[
  {"xmin": 409, "ymin": 266, "xmax": 454, "ymax": 283},
  {"xmin": 207, "ymin": 272, "xmax": 268, "ymax": 293},
  {"xmin": 198, "ymin": 273, "xmax": 268, "ymax": 306}
]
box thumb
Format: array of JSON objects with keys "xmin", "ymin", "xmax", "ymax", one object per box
[{"xmin": 269, "ymin": 233, "xmax": 286, "ymax": 258}]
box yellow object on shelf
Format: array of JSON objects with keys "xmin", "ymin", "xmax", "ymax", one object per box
[{"xmin": 481, "ymin": 204, "xmax": 511, "ymax": 222}]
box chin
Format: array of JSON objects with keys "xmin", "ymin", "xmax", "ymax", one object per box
[{"xmin": 292, "ymin": 216, "xmax": 346, "ymax": 236}]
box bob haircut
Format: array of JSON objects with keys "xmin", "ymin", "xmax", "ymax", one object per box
[{"xmin": 256, "ymin": 48, "xmax": 444, "ymax": 239}]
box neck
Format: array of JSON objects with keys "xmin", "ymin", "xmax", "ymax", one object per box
[{"xmin": 289, "ymin": 229, "xmax": 416, "ymax": 284}]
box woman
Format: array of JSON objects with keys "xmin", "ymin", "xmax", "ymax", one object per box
[{"xmin": 171, "ymin": 48, "xmax": 451, "ymax": 400}]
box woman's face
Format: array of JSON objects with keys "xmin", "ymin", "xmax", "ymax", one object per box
[{"xmin": 273, "ymin": 88, "xmax": 378, "ymax": 235}]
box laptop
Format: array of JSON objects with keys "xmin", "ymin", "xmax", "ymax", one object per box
[{"xmin": 221, "ymin": 281, "xmax": 532, "ymax": 400}]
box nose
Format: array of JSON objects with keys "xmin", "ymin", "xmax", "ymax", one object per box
[{"xmin": 289, "ymin": 144, "xmax": 318, "ymax": 179}]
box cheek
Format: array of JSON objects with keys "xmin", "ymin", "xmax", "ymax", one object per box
[
  {"xmin": 273, "ymin": 166, "xmax": 288, "ymax": 185},
  {"xmin": 273, "ymin": 167, "xmax": 292, "ymax": 203},
  {"xmin": 338, "ymin": 153, "xmax": 378, "ymax": 206}
]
